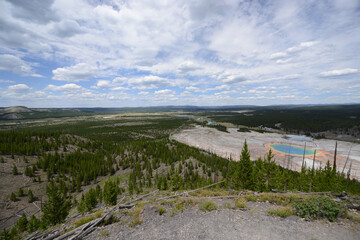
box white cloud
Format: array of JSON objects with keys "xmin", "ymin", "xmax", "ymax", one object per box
[
  {"xmin": 138, "ymin": 91, "xmax": 149, "ymax": 95},
  {"xmin": 177, "ymin": 61, "xmax": 202, "ymax": 74},
  {"xmin": 270, "ymin": 52, "xmax": 287, "ymax": 60},
  {"xmin": 113, "ymin": 75, "xmax": 184, "ymax": 90},
  {"xmin": 0, "ymin": 54, "xmax": 41, "ymax": 77},
  {"xmin": 45, "ymin": 83, "xmax": 83, "ymax": 92},
  {"xmin": 8, "ymin": 84, "xmax": 31, "ymax": 92},
  {"xmin": 222, "ymin": 75, "xmax": 247, "ymax": 84},
  {"xmin": 270, "ymin": 41, "xmax": 319, "ymax": 61},
  {"xmin": 154, "ymin": 89, "xmax": 175, "ymax": 95},
  {"xmin": 319, "ymin": 68, "xmax": 358, "ymax": 77},
  {"xmin": 0, "ymin": 79, "xmax": 14, "ymax": 83},
  {"xmin": 52, "ymin": 63, "xmax": 97, "ymax": 82},
  {"xmin": 51, "ymin": 20, "xmax": 83, "ymax": 38},
  {"xmin": 96, "ymin": 80, "xmax": 112, "ymax": 89},
  {"xmin": 185, "ymin": 86, "xmax": 201, "ymax": 92},
  {"xmin": 0, "ymin": 0, "xmax": 359, "ymax": 106}
]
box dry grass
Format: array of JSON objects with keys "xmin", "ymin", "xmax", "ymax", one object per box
[
  {"xmin": 234, "ymin": 198, "xmax": 247, "ymax": 209},
  {"xmin": 199, "ymin": 201, "xmax": 218, "ymax": 212},
  {"xmin": 267, "ymin": 207, "xmax": 294, "ymax": 218}
]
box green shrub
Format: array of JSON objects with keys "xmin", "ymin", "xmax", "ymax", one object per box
[
  {"xmin": 293, "ymin": 196, "xmax": 343, "ymax": 222},
  {"xmin": 103, "ymin": 180, "xmax": 120, "ymax": 206},
  {"xmin": 234, "ymin": 198, "xmax": 246, "ymax": 209},
  {"xmin": 157, "ymin": 206, "xmax": 166, "ymax": 215},
  {"xmin": 199, "ymin": 201, "xmax": 218, "ymax": 212},
  {"xmin": 18, "ymin": 188, "xmax": 24, "ymax": 197},
  {"xmin": 267, "ymin": 207, "xmax": 293, "ymax": 218},
  {"xmin": 17, "ymin": 213, "xmax": 28, "ymax": 232},
  {"xmin": 12, "ymin": 165, "xmax": 18, "ymax": 175},
  {"xmin": 28, "ymin": 190, "xmax": 34, "ymax": 203},
  {"xmin": 27, "ymin": 215, "xmax": 40, "ymax": 233},
  {"xmin": 10, "ymin": 192, "xmax": 17, "ymax": 202}
]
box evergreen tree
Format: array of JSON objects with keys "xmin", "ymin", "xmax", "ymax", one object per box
[
  {"xmin": 263, "ymin": 149, "xmax": 276, "ymax": 191},
  {"xmin": 17, "ymin": 213, "xmax": 28, "ymax": 232},
  {"xmin": 42, "ymin": 182, "xmax": 70, "ymax": 226},
  {"xmin": 12, "ymin": 165, "xmax": 18, "ymax": 175},
  {"xmin": 237, "ymin": 140, "xmax": 253, "ymax": 190},
  {"xmin": 103, "ymin": 180, "xmax": 119, "ymax": 205},
  {"xmin": 27, "ymin": 215, "xmax": 40, "ymax": 233},
  {"xmin": 18, "ymin": 188, "xmax": 24, "ymax": 197},
  {"xmin": 10, "ymin": 192, "xmax": 17, "ymax": 202},
  {"xmin": 28, "ymin": 190, "xmax": 34, "ymax": 203}
]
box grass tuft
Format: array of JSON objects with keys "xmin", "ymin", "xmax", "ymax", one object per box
[
  {"xmin": 267, "ymin": 207, "xmax": 293, "ymax": 218},
  {"xmin": 234, "ymin": 198, "xmax": 247, "ymax": 209},
  {"xmin": 199, "ymin": 201, "xmax": 218, "ymax": 212}
]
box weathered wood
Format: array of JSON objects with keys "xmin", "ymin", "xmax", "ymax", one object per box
[
  {"xmin": 346, "ymin": 204, "xmax": 360, "ymax": 211},
  {"xmin": 72, "ymin": 195, "xmax": 128, "ymax": 240},
  {"xmin": 271, "ymin": 189, "xmax": 331, "ymax": 195},
  {"xmin": 205, "ymin": 194, "xmax": 244, "ymax": 199},
  {"xmin": 0, "ymin": 207, "xmax": 27, "ymax": 222},
  {"xmin": 118, "ymin": 204, "xmax": 134, "ymax": 209},
  {"xmin": 158, "ymin": 181, "xmax": 225, "ymax": 200},
  {"xmin": 119, "ymin": 190, "xmax": 159, "ymax": 207},
  {"xmin": 54, "ymin": 218, "xmax": 99, "ymax": 240}
]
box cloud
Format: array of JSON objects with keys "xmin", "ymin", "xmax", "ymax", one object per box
[
  {"xmin": 52, "ymin": 63, "xmax": 97, "ymax": 82},
  {"xmin": 95, "ymin": 80, "xmax": 112, "ymax": 89},
  {"xmin": 51, "ymin": 20, "xmax": 83, "ymax": 38},
  {"xmin": 319, "ymin": 68, "xmax": 358, "ymax": 77},
  {"xmin": 177, "ymin": 61, "xmax": 202, "ymax": 74},
  {"xmin": 0, "ymin": 79, "xmax": 14, "ymax": 83},
  {"xmin": 0, "ymin": 54, "xmax": 41, "ymax": 77},
  {"xmin": 138, "ymin": 91, "xmax": 149, "ymax": 95},
  {"xmin": 45, "ymin": 83, "xmax": 83, "ymax": 93},
  {"xmin": 0, "ymin": 0, "xmax": 359, "ymax": 106},
  {"xmin": 222, "ymin": 75, "xmax": 247, "ymax": 84},
  {"xmin": 6, "ymin": 0, "xmax": 59, "ymax": 24},
  {"xmin": 270, "ymin": 41, "xmax": 319, "ymax": 60},
  {"xmin": 270, "ymin": 52, "xmax": 287, "ymax": 60},
  {"xmin": 185, "ymin": 86, "xmax": 201, "ymax": 92},
  {"xmin": 8, "ymin": 84, "xmax": 31, "ymax": 92},
  {"xmin": 154, "ymin": 89, "xmax": 175, "ymax": 95},
  {"xmin": 114, "ymin": 75, "xmax": 180, "ymax": 90}
]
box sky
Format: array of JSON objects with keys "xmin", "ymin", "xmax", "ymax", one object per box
[{"xmin": 0, "ymin": 0, "xmax": 359, "ymax": 108}]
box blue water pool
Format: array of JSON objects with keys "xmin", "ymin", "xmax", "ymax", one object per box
[{"xmin": 270, "ymin": 144, "xmax": 315, "ymax": 156}]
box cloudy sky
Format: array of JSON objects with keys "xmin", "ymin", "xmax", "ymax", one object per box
[{"xmin": 0, "ymin": 0, "xmax": 359, "ymax": 107}]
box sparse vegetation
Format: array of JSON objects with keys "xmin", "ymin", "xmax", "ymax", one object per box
[
  {"xmin": 293, "ymin": 196, "xmax": 344, "ymax": 222},
  {"xmin": 267, "ymin": 207, "xmax": 293, "ymax": 218},
  {"xmin": 157, "ymin": 206, "xmax": 166, "ymax": 215},
  {"xmin": 129, "ymin": 208, "xmax": 143, "ymax": 227},
  {"xmin": 199, "ymin": 201, "xmax": 218, "ymax": 212},
  {"xmin": 10, "ymin": 192, "xmax": 17, "ymax": 202},
  {"xmin": 234, "ymin": 198, "xmax": 247, "ymax": 209}
]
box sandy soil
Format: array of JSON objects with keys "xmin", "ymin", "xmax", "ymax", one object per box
[{"xmin": 171, "ymin": 126, "xmax": 360, "ymax": 180}]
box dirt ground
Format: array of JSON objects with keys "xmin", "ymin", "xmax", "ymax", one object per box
[
  {"xmin": 171, "ymin": 126, "xmax": 360, "ymax": 180},
  {"xmin": 87, "ymin": 199, "xmax": 360, "ymax": 240}
]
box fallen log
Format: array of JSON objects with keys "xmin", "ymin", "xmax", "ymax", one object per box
[
  {"xmin": 119, "ymin": 189, "xmax": 159, "ymax": 208},
  {"xmin": 271, "ymin": 189, "xmax": 332, "ymax": 195},
  {"xmin": 346, "ymin": 204, "xmax": 360, "ymax": 211},
  {"xmin": 71, "ymin": 195, "xmax": 128, "ymax": 240},
  {"xmin": 158, "ymin": 181, "xmax": 225, "ymax": 201}
]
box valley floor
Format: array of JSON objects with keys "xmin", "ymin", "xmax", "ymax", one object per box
[{"xmin": 172, "ymin": 125, "xmax": 360, "ymax": 180}]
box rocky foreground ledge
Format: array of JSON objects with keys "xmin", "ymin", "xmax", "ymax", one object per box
[{"xmin": 86, "ymin": 199, "xmax": 359, "ymax": 240}]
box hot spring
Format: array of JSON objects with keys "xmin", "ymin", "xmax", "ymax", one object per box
[{"xmin": 270, "ymin": 144, "xmax": 315, "ymax": 156}]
